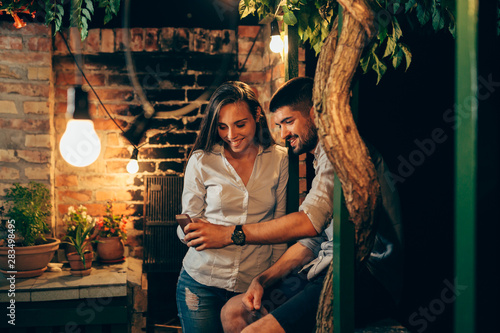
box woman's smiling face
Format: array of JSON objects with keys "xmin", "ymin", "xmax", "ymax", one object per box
[{"xmin": 217, "ymin": 101, "xmax": 259, "ymax": 155}]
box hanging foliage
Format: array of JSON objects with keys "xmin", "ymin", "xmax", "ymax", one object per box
[{"xmin": 0, "ymin": 0, "xmax": 120, "ymax": 40}]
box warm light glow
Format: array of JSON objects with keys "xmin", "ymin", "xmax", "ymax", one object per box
[
  {"xmin": 126, "ymin": 159, "xmax": 139, "ymax": 174},
  {"xmin": 59, "ymin": 120, "xmax": 101, "ymax": 167},
  {"xmin": 269, "ymin": 35, "xmax": 284, "ymax": 53}
]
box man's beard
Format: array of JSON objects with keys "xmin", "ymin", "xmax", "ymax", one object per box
[{"xmin": 292, "ymin": 119, "xmax": 318, "ymax": 155}]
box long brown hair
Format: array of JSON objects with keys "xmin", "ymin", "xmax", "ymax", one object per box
[{"xmin": 192, "ymin": 81, "xmax": 274, "ymax": 153}]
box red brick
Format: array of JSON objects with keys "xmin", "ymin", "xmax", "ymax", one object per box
[
  {"xmin": 93, "ymin": 119, "xmax": 127, "ymax": 131},
  {"xmin": 299, "ymin": 63, "xmax": 306, "ymax": 77},
  {"xmin": 0, "ymin": 167, "xmax": 20, "ymax": 180},
  {"xmin": 0, "ymin": 36, "xmax": 23, "ymax": 50},
  {"xmin": 101, "ymin": 29, "xmax": 115, "ymax": 53},
  {"xmin": 0, "ymin": 22, "xmax": 50, "ymax": 35},
  {"xmin": 239, "ymin": 72, "xmax": 270, "ymax": 84},
  {"xmin": 17, "ymin": 150, "xmax": 50, "ymax": 163},
  {"xmin": 53, "ymin": 31, "xmax": 69, "ymax": 55},
  {"xmin": 238, "ymin": 40, "xmax": 265, "ymax": 55},
  {"xmin": 0, "ymin": 64, "xmax": 22, "ymax": 79},
  {"xmin": 115, "ymin": 28, "xmax": 126, "ymax": 52},
  {"xmin": 0, "ymin": 119, "xmax": 49, "ymax": 131},
  {"xmin": 0, "ymin": 82, "xmax": 49, "ymax": 97},
  {"xmin": 69, "ymin": 27, "xmax": 81, "ymax": 53},
  {"xmin": 299, "ymin": 47, "xmax": 306, "ymax": 62},
  {"xmin": 299, "ymin": 163, "xmax": 307, "ymax": 178},
  {"xmin": 299, "ymin": 179, "xmax": 307, "ymax": 193},
  {"xmin": 59, "ymin": 190, "xmax": 93, "ymax": 202},
  {"xmin": 144, "ymin": 28, "xmax": 159, "ymax": 52},
  {"xmin": 130, "ymin": 28, "xmax": 144, "ymax": 52},
  {"xmin": 55, "ymin": 71, "xmax": 77, "ymax": 86},
  {"xmin": 106, "ymin": 161, "xmax": 127, "ymax": 173},
  {"xmin": 238, "ymin": 26, "xmax": 260, "ymax": 38},
  {"xmin": 96, "ymin": 190, "xmax": 133, "ymax": 201},
  {"xmin": 104, "ymin": 147, "xmax": 131, "ymax": 159},
  {"xmin": 107, "ymin": 133, "xmax": 120, "ymax": 146},
  {"xmin": 56, "ymin": 174, "xmax": 79, "ymax": 187},
  {"xmin": 88, "ymin": 89, "xmax": 134, "ymax": 102},
  {"xmin": 0, "ymin": 50, "xmax": 51, "ymax": 64},
  {"xmin": 28, "ymin": 37, "xmax": 51, "ymax": 52},
  {"xmin": 84, "ymin": 29, "xmax": 100, "ymax": 54}
]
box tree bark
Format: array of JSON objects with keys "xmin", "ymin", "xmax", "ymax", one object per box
[{"xmin": 313, "ymin": 1, "xmax": 377, "ymax": 332}]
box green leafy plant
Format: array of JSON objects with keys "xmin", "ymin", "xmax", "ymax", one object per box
[
  {"xmin": 95, "ymin": 202, "xmax": 128, "ymax": 241},
  {"xmin": 0, "ymin": 0, "xmax": 120, "ymax": 40},
  {"xmin": 64, "ymin": 220, "xmax": 97, "ymax": 269},
  {"xmin": 3, "ymin": 182, "xmax": 52, "ymax": 247}
]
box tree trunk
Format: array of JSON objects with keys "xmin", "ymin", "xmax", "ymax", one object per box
[{"xmin": 313, "ymin": 0, "xmax": 377, "ymax": 331}]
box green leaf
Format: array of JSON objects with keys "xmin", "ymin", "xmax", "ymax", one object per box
[
  {"xmin": 400, "ymin": 43, "xmax": 412, "ymax": 70},
  {"xmin": 405, "ymin": 0, "xmax": 417, "ymax": 12},
  {"xmin": 384, "ymin": 36, "xmax": 397, "ymax": 58},
  {"xmin": 360, "ymin": 54, "xmax": 371, "ymax": 73},
  {"xmin": 282, "ymin": 6, "xmax": 298, "ymax": 25},
  {"xmin": 85, "ymin": 0, "xmax": 94, "ymax": 13},
  {"xmin": 392, "ymin": 47, "xmax": 403, "ymax": 69},
  {"xmin": 432, "ymin": 1, "xmax": 445, "ymax": 31},
  {"xmin": 57, "ymin": 4, "xmax": 64, "ymax": 15},
  {"xmin": 82, "ymin": 8, "xmax": 92, "ymax": 21},
  {"xmin": 372, "ymin": 53, "xmax": 387, "ymax": 84},
  {"xmin": 393, "ymin": 17, "xmax": 403, "ymax": 40},
  {"xmin": 416, "ymin": 2, "xmax": 431, "ymax": 25}
]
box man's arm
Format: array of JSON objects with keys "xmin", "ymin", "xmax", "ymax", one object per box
[
  {"xmin": 183, "ymin": 212, "xmax": 318, "ymax": 250},
  {"xmin": 242, "ymin": 242, "xmax": 314, "ymax": 311}
]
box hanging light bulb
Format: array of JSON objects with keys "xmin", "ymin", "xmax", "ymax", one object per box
[
  {"xmin": 269, "ymin": 20, "xmax": 284, "ymax": 53},
  {"xmin": 126, "ymin": 148, "xmax": 139, "ymax": 174},
  {"xmin": 59, "ymin": 86, "xmax": 101, "ymax": 167}
]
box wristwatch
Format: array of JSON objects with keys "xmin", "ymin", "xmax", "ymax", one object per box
[{"xmin": 231, "ymin": 225, "xmax": 246, "ymax": 246}]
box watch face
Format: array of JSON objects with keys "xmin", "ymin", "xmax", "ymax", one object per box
[{"xmin": 231, "ymin": 228, "xmax": 245, "ymax": 245}]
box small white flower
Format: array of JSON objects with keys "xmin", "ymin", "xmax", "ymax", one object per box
[{"xmin": 68, "ymin": 206, "xmax": 76, "ymax": 214}]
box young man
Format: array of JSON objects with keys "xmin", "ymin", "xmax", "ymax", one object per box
[{"xmin": 183, "ymin": 77, "xmax": 403, "ymax": 332}]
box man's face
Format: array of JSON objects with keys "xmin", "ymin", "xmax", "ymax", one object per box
[{"xmin": 273, "ymin": 105, "xmax": 318, "ymax": 155}]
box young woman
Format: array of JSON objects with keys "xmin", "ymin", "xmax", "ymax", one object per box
[{"xmin": 176, "ymin": 81, "xmax": 289, "ymax": 333}]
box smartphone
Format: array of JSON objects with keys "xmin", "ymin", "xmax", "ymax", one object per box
[{"xmin": 176, "ymin": 214, "xmax": 192, "ymax": 230}]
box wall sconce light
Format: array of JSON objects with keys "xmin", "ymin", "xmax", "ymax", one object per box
[
  {"xmin": 126, "ymin": 148, "xmax": 139, "ymax": 174},
  {"xmin": 269, "ymin": 20, "xmax": 284, "ymax": 53},
  {"xmin": 59, "ymin": 86, "xmax": 101, "ymax": 167}
]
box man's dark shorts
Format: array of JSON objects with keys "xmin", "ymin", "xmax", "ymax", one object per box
[
  {"xmin": 260, "ymin": 265, "xmax": 396, "ymax": 332},
  {"xmin": 261, "ymin": 268, "xmax": 327, "ymax": 333}
]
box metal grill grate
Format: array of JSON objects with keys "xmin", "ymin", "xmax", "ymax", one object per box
[{"xmin": 143, "ymin": 175, "xmax": 187, "ymax": 273}]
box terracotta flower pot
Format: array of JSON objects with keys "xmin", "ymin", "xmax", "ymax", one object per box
[
  {"xmin": 96, "ymin": 236, "xmax": 124, "ymax": 263},
  {"xmin": 0, "ymin": 238, "xmax": 61, "ymax": 278},
  {"xmin": 67, "ymin": 251, "xmax": 93, "ymax": 276}
]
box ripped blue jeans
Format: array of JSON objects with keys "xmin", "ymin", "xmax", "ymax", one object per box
[{"xmin": 176, "ymin": 268, "xmax": 239, "ymax": 333}]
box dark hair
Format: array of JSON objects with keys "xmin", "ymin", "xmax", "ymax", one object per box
[
  {"xmin": 192, "ymin": 81, "xmax": 274, "ymax": 153},
  {"xmin": 269, "ymin": 77, "xmax": 314, "ymax": 115}
]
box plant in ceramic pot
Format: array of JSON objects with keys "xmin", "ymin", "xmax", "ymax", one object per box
[
  {"xmin": 0, "ymin": 182, "xmax": 60, "ymax": 278},
  {"xmin": 95, "ymin": 202, "xmax": 128, "ymax": 263},
  {"xmin": 61, "ymin": 205, "xmax": 95, "ymax": 256},
  {"xmin": 64, "ymin": 220, "xmax": 97, "ymax": 276}
]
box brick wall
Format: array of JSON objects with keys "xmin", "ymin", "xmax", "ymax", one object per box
[
  {"xmin": 52, "ymin": 26, "xmax": 238, "ymax": 259},
  {"xmin": 0, "ymin": 21, "xmax": 54, "ymax": 221},
  {"xmin": 0, "ymin": 21, "xmax": 308, "ymax": 257}
]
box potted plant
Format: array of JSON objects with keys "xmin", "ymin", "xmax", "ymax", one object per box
[
  {"xmin": 95, "ymin": 202, "xmax": 128, "ymax": 263},
  {"xmin": 64, "ymin": 220, "xmax": 97, "ymax": 276},
  {"xmin": 61, "ymin": 205, "xmax": 95, "ymax": 257},
  {"xmin": 0, "ymin": 182, "xmax": 60, "ymax": 278}
]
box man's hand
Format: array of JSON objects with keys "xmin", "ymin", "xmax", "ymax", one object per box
[
  {"xmin": 183, "ymin": 218, "xmax": 233, "ymax": 250},
  {"xmin": 242, "ymin": 278, "xmax": 265, "ymax": 311}
]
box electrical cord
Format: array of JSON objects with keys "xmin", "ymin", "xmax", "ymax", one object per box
[{"xmin": 58, "ymin": 30, "xmax": 143, "ymax": 151}]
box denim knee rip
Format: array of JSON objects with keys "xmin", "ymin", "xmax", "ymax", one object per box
[{"xmin": 185, "ymin": 287, "xmax": 200, "ymax": 311}]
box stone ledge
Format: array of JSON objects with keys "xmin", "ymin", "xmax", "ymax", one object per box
[{"xmin": 0, "ymin": 260, "xmax": 127, "ymax": 303}]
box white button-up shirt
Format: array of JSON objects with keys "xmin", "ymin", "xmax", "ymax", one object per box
[{"xmin": 178, "ymin": 143, "xmax": 289, "ymax": 292}]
